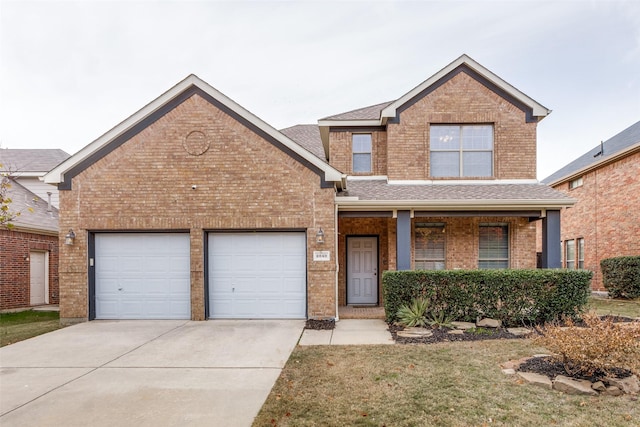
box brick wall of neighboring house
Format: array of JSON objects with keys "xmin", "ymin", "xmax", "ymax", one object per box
[
  {"xmin": 329, "ymin": 130, "xmax": 387, "ymax": 175},
  {"xmin": 58, "ymin": 93, "xmax": 336, "ymax": 322},
  {"xmin": 328, "ymin": 71, "xmax": 538, "ymax": 180},
  {"xmin": 0, "ymin": 229, "xmax": 59, "ymax": 310},
  {"xmin": 552, "ymin": 150, "xmax": 640, "ymax": 290},
  {"xmin": 338, "ymin": 216, "xmax": 537, "ymax": 306}
]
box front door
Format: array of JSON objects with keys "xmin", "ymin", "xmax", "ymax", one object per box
[
  {"xmin": 30, "ymin": 251, "xmax": 47, "ymax": 305},
  {"xmin": 347, "ymin": 237, "xmax": 378, "ymax": 305}
]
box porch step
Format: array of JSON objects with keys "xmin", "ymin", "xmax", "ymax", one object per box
[{"xmin": 339, "ymin": 305, "xmax": 386, "ymax": 319}]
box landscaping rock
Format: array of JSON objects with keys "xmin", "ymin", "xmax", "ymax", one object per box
[
  {"xmin": 606, "ymin": 375, "xmax": 640, "ymax": 395},
  {"xmin": 517, "ymin": 372, "xmax": 552, "ymax": 389},
  {"xmin": 603, "ymin": 386, "xmax": 624, "ymax": 396},
  {"xmin": 553, "ymin": 375, "xmax": 598, "ymax": 396},
  {"xmin": 591, "ymin": 381, "xmax": 607, "ymax": 392},
  {"xmin": 502, "ymin": 368, "xmax": 516, "ymax": 375},
  {"xmin": 447, "ymin": 329, "xmax": 464, "ymax": 335},
  {"xmin": 476, "ymin": 318, "xmax": 501, "ymax": 328},
  {"xmin": 506, "ymin": 327, "xmax": 532, "ymax": 337},
  {"xmin": 451, "ymin": 321, "xmax": 476, "ymax": 330},
  {"xmin": 397, "ymin": 328, "xmax": 433, "ymax": 338}
]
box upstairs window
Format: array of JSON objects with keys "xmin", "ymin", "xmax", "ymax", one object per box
[
  {"xmin": 479, "ymin": 224, "xmax": 509, "ymax": 269},
  {"xmin": 352, "ymin": 134, "xmax": 372, "ymax": 173},
  {"xmin": 430, "ymin": 125, "xmax": 493, "ymax": 177},
  {"xmin": 415, "ymin": 223, "xmax": 445, "ymax": 270},
  {"xmin": 569, "ymin": 177, "xmax": 583, "ymax": 189}
]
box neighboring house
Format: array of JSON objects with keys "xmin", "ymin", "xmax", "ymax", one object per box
[
  {"xmin": 44, "ymin": 55, "xmax": 573, "ymax": 324},
  {"xmin": 0, "ymin": 149, "xmax": 68, "ymax": 310},
  {"xmin": 0, "ymin": 149, "xmax": 70, "ymax": 208},
  {"xmin": 541, "ymin": 120, "xmax": 640, "ymax": 290},
  {"xmin": 0, "ymin": 180, "xmax": 60, "ymax": 309}
]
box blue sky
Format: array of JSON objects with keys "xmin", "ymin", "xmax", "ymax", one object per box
[{"xmin": 1, "ymin": 0, "xmax": 639, "ymax": 180}]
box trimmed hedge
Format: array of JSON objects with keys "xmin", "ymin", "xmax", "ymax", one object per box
[
  {"xmin": 601, "ymin": 256, "xmax": 640, "ymax": 299},
  {"xmin": 382, "ymin": 269, "xmax": 593, "ymax": 327}
]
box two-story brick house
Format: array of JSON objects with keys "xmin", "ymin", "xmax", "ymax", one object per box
[
  {"xmin": 541, "ymin": 120, "xmax": 640, "ymax": 290},
  {"xmin": 45, "ymin": 55, "xmax": 573, "ymax": 324}
]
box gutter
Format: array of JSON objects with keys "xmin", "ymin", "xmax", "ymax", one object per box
[{"xmin": 335, "ymin": 198, "xmax": 576, "ymax": 211}]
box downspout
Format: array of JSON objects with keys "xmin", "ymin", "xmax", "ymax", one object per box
[{"xmin": 335, "ymin": 201, "xmax": 340, "ymax": 321}]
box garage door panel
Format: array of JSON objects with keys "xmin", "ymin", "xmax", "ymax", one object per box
[
  {"xmin": 208, "ymin": 232, "xmax": 306, "ymax": 319},
  {"xmin": 95, "ymin": 233, "xmax": 190, "ymax": 320}
]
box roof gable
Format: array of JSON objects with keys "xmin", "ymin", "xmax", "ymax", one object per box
[
  {"xmin": 4, "ymin": 179, "xmax": 59, "ymax": 234},
  {"xmin": 381, "ymin": 55, "xmax": 550, "ymax": 123},
  {"xmin": 44, "ymin": 75, "xmax": 343, "ymax": 189},
  {"xmin": 543, "ymin": 120, "xmax": 640, "ymax": 185}
]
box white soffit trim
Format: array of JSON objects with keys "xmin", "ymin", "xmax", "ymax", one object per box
[
  {"xmin": 386, "ymin": 179, "xmax": 540, "ymax": 185},
  {"xmin": 317, "ymin": 119, "xmax": 381, "ymax": 127},
  {"xmin": 335, "ymin": 198, "xmax": 576, "ymax": 210},
  {"xmin": 381, "ymin": 54, "xmax": 550, "ymax": 120},
  {"xmin": 45, "ymin": 75, "xmax": 343, "ymax": 184}
]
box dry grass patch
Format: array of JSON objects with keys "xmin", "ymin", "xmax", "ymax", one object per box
[
  {"xmin": 255, "ymin": 340, "xmax": 639, "ymax": 427},
  {"xmin": 587, "ymin": 296, "xmax": 640, "ymax": 319},
  {"xmin": 0, "ymin": 310, "xmax": 61, "ymax": 347}
]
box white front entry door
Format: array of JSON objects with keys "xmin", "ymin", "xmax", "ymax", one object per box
[
  {"xmin": 347, "ymin": 237, "xmax": 378, "ymax": 305},
  {"xmin": 29, "ymin": 251, "xmax": 47, "ymax": 305}
]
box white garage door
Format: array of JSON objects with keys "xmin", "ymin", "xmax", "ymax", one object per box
[
  {"xmin": 208, "ymin": 232, "xmax": 306, "ymax": 319},
  {"xmin": 95, "ymin": 233, "xmax": 190, "ymax": 319}
]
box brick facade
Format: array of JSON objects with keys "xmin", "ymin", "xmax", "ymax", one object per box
[
  {"xmin": 0, "ymin": 229, "xmax": 59, "ymax": 310},
  {"xmin": 58, "ymin": 93, "xmax": 336, "ymax": 323},
  {"xmin": 550, "ymin": 150, "xmax": 640, "ymax": 290}
]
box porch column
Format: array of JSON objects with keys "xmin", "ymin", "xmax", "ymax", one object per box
[
  {"xmin": 397, "ymin": 210, "xmax": 411, "ymax": 270},
  {"xmin": 541, "ymin": 210, "xmax": 561, "ymax": 268}
]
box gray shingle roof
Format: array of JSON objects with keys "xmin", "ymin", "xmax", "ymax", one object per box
[
  {"xmin": 320, "ymin": 101, "xmax": 395, "ymax": 121},
  {"xmin": 0, "ymin": 149, "xmax": 70, "ymax": 173},
  {"xmin": 542, "ymin": 120, "xmax": 640, "ymax": 184},
  {"xmin": 338, "ymin": 179, "xmax": 572, "ymax": 202},
  {"xmin": 279, "ymin": 124, "xmax": 327, "ymax": 162},
  {"xmin": 4, "ymin": 179, "xmax": 59, "ymax": 232}
]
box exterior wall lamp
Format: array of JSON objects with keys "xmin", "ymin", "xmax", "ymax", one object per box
[
  {"xmin": 65, "ymin": 229, "xmax": 76, "ymax": 245},
  {"xmin": 316, "ymin": 228, "xmax": 325, "ymax": 244}
]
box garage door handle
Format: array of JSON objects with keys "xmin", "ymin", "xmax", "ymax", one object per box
[
  {"xmin": 118, "ymin": 288, "xmax": 123, "ymax": 291},
  {"xmin": 232, "ymin": 287, "xmax": 235, "ymax": 292}
]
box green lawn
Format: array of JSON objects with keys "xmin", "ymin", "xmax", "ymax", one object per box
[{"xmin": 0, "ymin": 310, "xmax": 62, "ymax": 347}]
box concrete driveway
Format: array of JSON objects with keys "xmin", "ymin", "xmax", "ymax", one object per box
[{"xmin": 0, "ymin": 320, "xmax": 304, "ymax": 427}]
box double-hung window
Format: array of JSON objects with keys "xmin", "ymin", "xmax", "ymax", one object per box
[
  {"xmin": 577, "ymin": 238, "xmax": 584, "ymax": 269},
  {"xmin": 565, "ymin": 240, "xmax": 575, "ymax": 269},
  {"xmin": 415, "ymin": 223, "xmax": 445, "ymax": 270},
  {"xmin": 352, "ymin": 134, "xmax": 372, "ymax": 173},
  {"xmin": 430, "ymin": 125, "xmax": 493, "ymax": 177},
  {"xmin": 479, "ymin": 224, "xmax": 509, "ymax": 269}
]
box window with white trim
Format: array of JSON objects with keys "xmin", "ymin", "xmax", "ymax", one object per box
[
  {"xmin": 565, "ymin": 239, "xmax": 575, "ymax": 269},
  {"xmin": 479, "ymin": 224, "xmax": 509, "ymax": 269},
  {"xmin": 415, "ymin": 223, "xmax": 445, "ymax": 270},
  {"xmin": 352, "ymin": 134, "xmax": 372, "ymax": 173},
  {"xmin": 430, "ymin": 124, "xmax": 493, "ymax": 177},
  {"xmin": 569, "ymin": 177, "xmax": 583, "ymax": 189},
  {"xmin": 577, "ymin": 238, "xmax": 584, "ymax": 269}
]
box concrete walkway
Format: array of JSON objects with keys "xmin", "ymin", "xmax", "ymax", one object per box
[
  {"xmin": 0, "ymin": 320, "xmax": 304, "ymax": 427},
  {"xmin": 299, "ymin": 319, "xmax": 394, "ymax": 345}
]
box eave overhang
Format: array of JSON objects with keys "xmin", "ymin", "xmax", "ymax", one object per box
[{"xmin": 336, "ymin": 198, "xmax": 576, "ymax": 212}]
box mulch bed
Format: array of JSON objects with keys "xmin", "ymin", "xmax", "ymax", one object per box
[
  {"xmin": 517, "ymin": 356, "xmax": 634, "ymax": 382},
  {"xmin": 305, "ymin": 319, "xmax": 335, "ymax": 330},
  {"xmin": 388, "ymin": 324, "xmax": 525, "ymax": 344}
]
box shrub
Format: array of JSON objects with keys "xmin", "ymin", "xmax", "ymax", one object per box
[
  {"xmin": 396, "ymin": 297, "xmax": 430, "ymax": 327},
  {"xmin": 534, "ymin": 313, "xmax": 640, "ymax": 377},
  {"xmin": 601, "ymin": 256, "xmax": 640, "ymax": 299},
  {"xmin": 383, "ymin": 269, "xmax": 592, "ymax": 326}
]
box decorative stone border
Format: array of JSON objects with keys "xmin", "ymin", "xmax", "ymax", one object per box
[{"xmin": 501, "ymin": 356, "xmax": 639, "ymax": 397}]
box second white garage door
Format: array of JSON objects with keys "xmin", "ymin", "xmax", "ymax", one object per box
[{"xmin": 208, "ymin": 232, "xmax": 306, "ymax": 319}]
